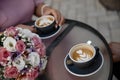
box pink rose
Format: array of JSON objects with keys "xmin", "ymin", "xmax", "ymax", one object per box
[
  {"xmin": 32, "ymin": 36, "xmax": 42, "ymax": 48},
  {"xmin": 25, "ymin": 68, "xmax": 39, "ymax": 80},
  {"xmin": 4, "ymin": 66, "xmax": 19, "ymax": 78},
  {"xmin": 0, "ymin": 47, "xmax": 10, "ymax": 64},
  {"xmin": 32, "ymin": 36, "xmax": 46, "ymax": 56},
  {"xmin": 5, "ymin": 26, "xmax": 18, "ymax": 37},
  {"xmin": 36, "ymin": 43, "xmax": 46, "ymax": 57},
  {"xmin": 15, "ymin": 40, "xmax": 26, "ymax": 53}
]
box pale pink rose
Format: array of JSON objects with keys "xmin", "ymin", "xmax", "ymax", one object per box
[
  {"xmin": 5, "ymin": 26, "xmax": 18, "ymax": 37},
  {"xmin": 36, "ymin": 43, "xmax": 46, "ymax": 57},
  {"xmin": 0, "ymin": 47, "xmax": 10, "ymax": 64},
  {"xmin": 32, "ymin": 36, "xmax": 46, "ymax": 56},
  {"xmin": 15, "ymin": 40, "xmax": 26, "ymax": 53},
  {"xmin": 4, "ymin": 66, "xmax": 19, "ymax": 78},
  {"xmin": 25, "ymin": 68, "xmax": 39, "ymax": 80},
  {"xmin": 32, "ymin": 36, "xmax": 42, "ymax": 48}
]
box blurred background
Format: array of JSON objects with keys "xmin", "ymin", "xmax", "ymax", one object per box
[
  {"xmin": 33, "ymin": 0, "xmax": 120, "ymax": 44},
  {"xmin": 33, "ymin": 0, "xmax": 120, "ymax": 80}
]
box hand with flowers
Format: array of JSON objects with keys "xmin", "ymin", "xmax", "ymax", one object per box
[{"xmin": 0, "ymin": 26, "xmax": 47, "ymax": 80}]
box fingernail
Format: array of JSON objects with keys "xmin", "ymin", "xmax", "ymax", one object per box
[
  {"xmin": 56, "ymin": 20, "xmax": 58, "ymax": 24},
  {"xmin": 59, "ymin": 24, "xmax": 61, "ymax": 27},
  {"xmin": 55, "ymin": 25, "xmax": 58, "ymax": 28}
]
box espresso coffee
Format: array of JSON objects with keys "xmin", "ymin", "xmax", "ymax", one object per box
[{"xmin": 71, "ymin": 46, "xmax": 94, "ymax": 62}]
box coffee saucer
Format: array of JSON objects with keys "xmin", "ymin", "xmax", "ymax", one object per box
[
  {"xmin": 37, "ymin": 26, "xmax": 61, "ymax": 39},
  {"xmin": 64, "ymin": 50, "xmax": 104, "ymax": 77}
]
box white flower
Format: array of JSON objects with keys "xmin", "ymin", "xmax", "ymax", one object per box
[
  {"xmin": 27, "ymin": 52, "xmax": 40, "ymax": 67},
  {"xmin": 17, "ymin": 27, "xmax": 40, "ymax": 39},
  {"xmin": 13, "ymin": 56, "xmax": 25, "ymax": 71},
  {"xmin": 16, "ymin": 27, "xmax": 22, "ymax": 31},
  {"xmin": 17, "ymin": 28, "xmax": 31, "ymax": 38},
  {"xmin": 22, "ymin": 29, "xmax": 32, "ymax": 38},
  {"xmin": 31, "ymin": 33, "xmax": 39, "ymax": 38},
  {"xmin": 40, "ymin": 58, "xmax": 47, "ymax": 70},
  {"xmin": 3, "ymin": 37, "xmax": 16, "ymax": 52}
]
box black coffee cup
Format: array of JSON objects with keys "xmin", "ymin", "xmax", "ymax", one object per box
[
  {"xmin": 68, "ymin": 41, "xmax": 96, "ymax": 68},
  {"xmin": 34, "ymin": 15, "xmax": 56, "ymax": 34}
]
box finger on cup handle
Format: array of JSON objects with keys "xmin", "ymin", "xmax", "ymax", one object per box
[
  {"xmin": 55, "ymin": 16, "xmax": 65, "ymax": 28},
  {"xmin": 55, "ymin": 21, "xmax": 59, "ymax": 28}
]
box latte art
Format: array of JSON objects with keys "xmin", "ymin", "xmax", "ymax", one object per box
[
  {"xmin": 37, "ymin": 17, "xmax": 53, "ymax": 27},
  {"xmin": 72, "ymin": 48, "xmax": 93, "ymax": 62},
  {"xmin": 76, "ymin": 50, "xmax": 92, "ymax": 61},
  {"xmin": 36, "ymin": 16, "xmax": 54, "ymax": 28}
]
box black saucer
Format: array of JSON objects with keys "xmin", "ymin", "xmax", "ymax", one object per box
[
  {"xmin": 64, "ymin": 49, "xmax": 104, "ymax": 77},
  {"xmin": 37, "ymin": 26, "xmax": 61, "ymax": 39}
]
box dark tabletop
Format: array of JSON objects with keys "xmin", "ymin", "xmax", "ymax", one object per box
[{"xmin": 26, "ymin": 19, "xmax": 113, "ymax": 80}]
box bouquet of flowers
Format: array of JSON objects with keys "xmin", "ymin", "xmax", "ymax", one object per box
[{"xmin": 0, "ymin": 27, "xmax": 47, "ymax": 80}]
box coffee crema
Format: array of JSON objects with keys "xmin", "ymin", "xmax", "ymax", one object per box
[
  {"xmin": 72, "ymin": 48, "xmax": 94, "ymax": 62},
  {"xmin": 36, "ymin": 17, "xmax": 54, "ymax": 28}
]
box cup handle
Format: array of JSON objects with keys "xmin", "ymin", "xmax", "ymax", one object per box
[{"xmin": 86, "ymin": 40, "xmax": 92, "ymax": 45}]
